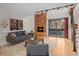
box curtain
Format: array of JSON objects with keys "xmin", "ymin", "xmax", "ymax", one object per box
[{"xmin": 64, "ymin": 18, "xmax": 68, "ymax": 38}]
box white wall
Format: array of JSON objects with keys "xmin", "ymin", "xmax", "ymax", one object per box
[
  {"xmin": 47, "ymin": 7, "xmax": 69, "ymax": 19},
  {"xmin": 23, "ymin": 15, "xmax": 34, "ymax": 33},
  {"xmin": 0, "ymin": 19, "xmax": 10, "ymax": 46}
]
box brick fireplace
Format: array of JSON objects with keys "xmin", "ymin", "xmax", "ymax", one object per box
[{"xmin": 34, "ymin": 12, "xmax": 47, "ymax": 40}]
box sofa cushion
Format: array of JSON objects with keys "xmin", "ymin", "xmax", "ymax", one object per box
[
  {"xmin": 21, "ymin": 31, "xmax": 26, "ymax": 35},
  {"xmin": 16, "ymin": 36, "xmax": 22, "ymax": 40},
  {"xmin": 21, "ymin": 36, "xmax": 27, "ymax": 39},
  {"xmin": 10, "ymin": 33, "xmax": 16, "ymax": 38},
  {"xmin": 16, "ymin": 32, "xmax": 22, "ymax": 36}
]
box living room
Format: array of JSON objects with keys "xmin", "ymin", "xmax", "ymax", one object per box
[{"xmin": 0, "ymin": 3, "xmax": 79, "ymax": 56}]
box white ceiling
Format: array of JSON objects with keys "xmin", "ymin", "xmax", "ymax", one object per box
[{"xmin": 0, "ymin": 3, "xmax": 72, "ymax": 20}]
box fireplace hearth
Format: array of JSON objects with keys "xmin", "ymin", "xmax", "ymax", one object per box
[{"xmin": 37, "ymin": 27, "xmax": 43, "ymax": 32}]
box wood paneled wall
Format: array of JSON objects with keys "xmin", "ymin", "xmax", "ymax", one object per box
[{"xmin": 34, "ymin": 12, "xmax": 47, "ymax": 40}]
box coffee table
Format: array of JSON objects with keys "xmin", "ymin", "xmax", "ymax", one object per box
[{"xmin": 24, "ymin": 39, "xmax": 44, "ymax": 47}]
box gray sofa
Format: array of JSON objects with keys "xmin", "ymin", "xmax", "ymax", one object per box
[{"xmin": 6, "ymin": 31, "xmax": 31, "ymax": 44}]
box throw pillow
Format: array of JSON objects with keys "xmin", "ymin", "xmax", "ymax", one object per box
[{"xmin": 10, "ymin": 33, "xmax": 16, "ymax": 38}]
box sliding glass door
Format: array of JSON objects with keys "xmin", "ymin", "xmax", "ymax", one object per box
[{"xmin": 48, "ymin": 18, "xmax": 67, "ymax": 38}]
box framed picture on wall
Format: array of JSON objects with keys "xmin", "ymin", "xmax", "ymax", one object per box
[
  {"xmin": 10, "ymin": 19, "xmax": 18, "ymax": 30},
  {"xmin": 10, "ymin": 19, "xmax": 23, "ymax": 30},
  {"xmin": 18, "ymin": 20, "xmax": 23, "ymax": 30}
]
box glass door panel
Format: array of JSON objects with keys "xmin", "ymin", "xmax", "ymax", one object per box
[{"xmin": 49, "ymin": 19, "xmax": 65, "ymax": 38}]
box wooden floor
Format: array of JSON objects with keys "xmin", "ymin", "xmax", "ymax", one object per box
[
  {"xmin": 52, "ymin": 37, "xmax": 76, "ymax": 56},
  {"xmin": 0, "ymin": 37, "xmax": 76, "ymax": 56}
]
